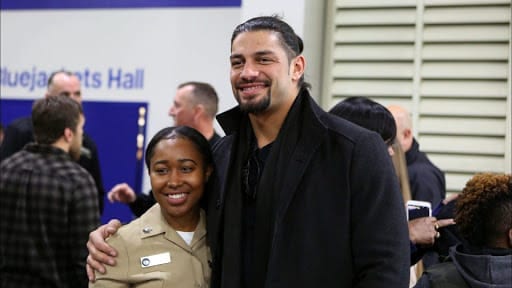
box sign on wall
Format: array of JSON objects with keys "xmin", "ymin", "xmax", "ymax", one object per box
[{"xmin": 1, "ymin": 0, "xmax": 241, "ymax": 223}]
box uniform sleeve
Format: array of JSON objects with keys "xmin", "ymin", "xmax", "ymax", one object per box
[
  {"xmin": 69, "ymin": 173, "xmax": 100, "ymax": 287},
  {"xmin": 349, "ymin": 132, "xmax": 410, "ymax": 288},
  {"xmin": 90, "ymin": 232, "xmax": 130, "ymax": 288}
]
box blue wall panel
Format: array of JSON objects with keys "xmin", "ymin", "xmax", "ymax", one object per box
[{"xmin": 0, "ymin": 99, "xmax": 147, "ymax": 224}]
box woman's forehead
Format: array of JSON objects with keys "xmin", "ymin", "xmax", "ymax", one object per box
[{"xmin": 153, "ymin": 138, "xmax": 201, "ymax": 159}]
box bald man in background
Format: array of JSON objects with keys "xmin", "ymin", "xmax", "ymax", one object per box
[
  {"xmin": 387, "ymin": 105, "xmax": 445, "ymax": 208},
  {"xmin": 389, "ymin": 105, "xmax": 449, "ymax": 269},
  {"xmin": 168, "ymin": 81, "xmax": 221, "ymax": 144}
]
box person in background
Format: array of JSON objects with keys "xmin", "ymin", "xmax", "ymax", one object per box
[
  {"xmin": 0, "ymin": 95, "xmax": 99, "ymax": 287},
  {"xmin": 0, "ymin": 70, "xmax": 105, "ymax": 214},
  {"xmin": 388, "ymin": 105, "xmax": 452, "ymax": 268},
  {"xmin": 87, "ymin": 15, "xmax": 410, "ymax": 287},
  {"xmin": 414, "ymin": 173, "xmax": 512, "ymax": 288},
  {"xmin": 329, "ymin": 97, "xmax": 412, "ymax": 213},
  {"xmin": 169, "ymin": 81, "xmax": 221, "ymax": 144},
  {"xmin": 107, "ymin": 81, "xmax": 221, "ymax": 217},
  {"xmin": 91, "ymin": 126, "xmax": 213, "ymax": 287},
  {"xmin": 328, "ymin": 97, "xmax": 455, "ymax": 272},
  {"xmin": 387, "ymin": 105, "xmax": 446, "ymax": 208}
]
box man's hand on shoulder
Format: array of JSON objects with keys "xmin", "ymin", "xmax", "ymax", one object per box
[{"xmin": 86, "ymin": 219, "xmax": 122, "ymax": 282}]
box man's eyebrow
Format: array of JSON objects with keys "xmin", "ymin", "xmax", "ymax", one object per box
[
  {"xmin": 254, "ymin": 50, "xmax": 275, "ymax": 57},
  {"xmin": 230, "ymin": 54, "xmax": 243, "ymax": 60},
  {"xmin": 230, "ymin": 50, "xmax": 276, "ymax": 60}
]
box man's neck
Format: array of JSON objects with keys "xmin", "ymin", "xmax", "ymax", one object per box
[
  {"xmin": 52, "ymin": 138, "xmax": 70, "ymax": 153},
  {"xmin": 194, "ymin": 119, "xmax": 215, "ymax": 141}
]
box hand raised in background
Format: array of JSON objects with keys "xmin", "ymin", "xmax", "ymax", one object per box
[{"xmin": 107, "ymin": 182, "xmax": 137, "ymax": 204}]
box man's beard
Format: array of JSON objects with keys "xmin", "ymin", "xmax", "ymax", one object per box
[{"xmin": 238, "ymin": 92, "xmax": 271, "ymax": 114}]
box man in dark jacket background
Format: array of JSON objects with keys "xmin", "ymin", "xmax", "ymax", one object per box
[
  {"xmin": 388, "ymin": 105, "xmax": 447, "ymax": 268},
  {"xmin": 388, "ymin": 105, "xmax": 446, "ymax": 208},
  {"xmin": 86, "ymin": 16, "xmax": 410, "ymax": 287}
]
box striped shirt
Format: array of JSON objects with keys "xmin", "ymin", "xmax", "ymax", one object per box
[{"xmin": 0, "ymin": 143, "xmax": 99, "ymax": 288}]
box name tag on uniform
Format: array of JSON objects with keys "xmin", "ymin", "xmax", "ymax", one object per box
[{"xmin": 140, "ymin": 252, "xmax": 171, "ymax": 268}]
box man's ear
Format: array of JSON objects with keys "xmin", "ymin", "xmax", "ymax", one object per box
[
  {"xmin": 402, "ymin": 128, "xmax": 414, "ymax": 151},
  {"xmin": 63, "ymin": 127, "xmax": 74, "ymax": 143},
  {"xmin": 291, "ymin": 55, "xmax": 305, "ymax": 81},
  {"xmin": 194, "ymin": 104, "xmax": 205, "ymax": 120},
  {"xmin": 403, "ymin": 128, "xmax": 412, "ymax": 139}
]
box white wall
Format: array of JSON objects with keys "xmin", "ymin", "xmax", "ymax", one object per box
[
  {"xmin": 0, "ymin": 7, "xmax": 241, "ymax": 129},
  {"xmin": 0, "ymin": 7, "xmax": 240, "ymax": 193}
]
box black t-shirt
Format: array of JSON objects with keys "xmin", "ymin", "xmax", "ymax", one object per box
[{"xmin": 241, "ymin": 142, "xmax": 273, "ymax": 287}]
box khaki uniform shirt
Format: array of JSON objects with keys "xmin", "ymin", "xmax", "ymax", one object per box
[{"xmin": 91, "ymin": 205, "xmax": 210, "ymax": 288}]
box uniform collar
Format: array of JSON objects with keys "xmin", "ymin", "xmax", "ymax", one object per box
[{"xmin": 138, "ymin": 204, "xmax": 206, "ymax": 249}]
